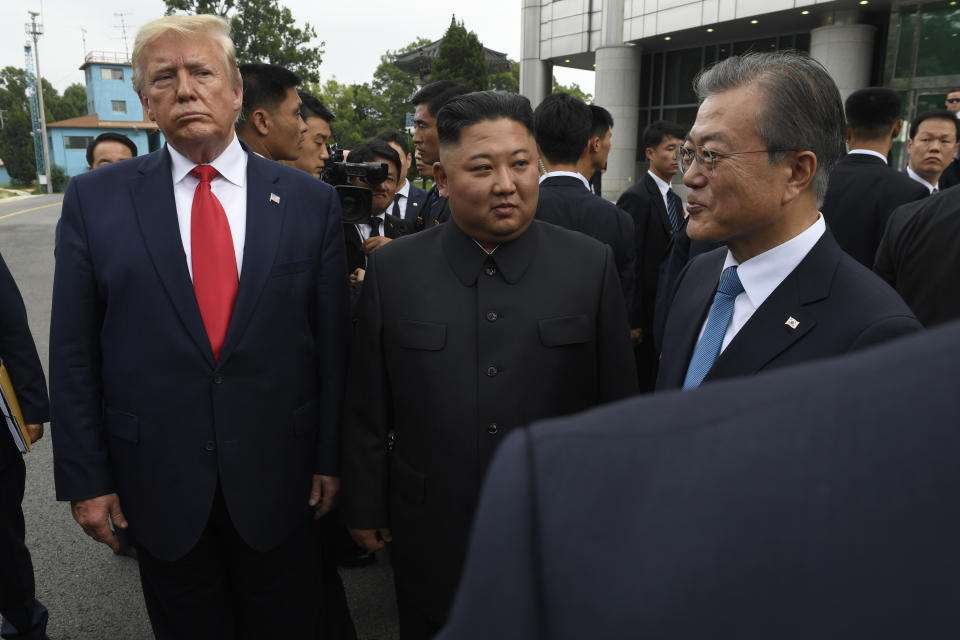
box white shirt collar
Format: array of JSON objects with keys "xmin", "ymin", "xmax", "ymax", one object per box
[
  {"xmin": 722, "ymin": 213, "xmax": 827, "ymax": 311},
  {"xmin": 847, "ymin": 149, "xmax": 888, "ymax": 164},
  {"xmin": 646, "ymin": 169, "xmax": 672, "ymax": 198},
  {"xmin": 539, "ymin": 170, "xmax": 590, "ymax": 191},
  {"xmin": 906, "ymin": 165, "xmax": 938, "ymax": 193},
  {"xmin": 168, "ymin": 133, "xmax": 246, "ymax": 188},
  {"xmin": 397, "ymin": 179, "xmax": 410, "ymax": 198}
]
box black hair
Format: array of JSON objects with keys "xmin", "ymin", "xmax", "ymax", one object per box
[
  {"xmin": 641, "ymin": 120, "xmax": 686, "ymax": 153},
  {"xmin": 410, "ymin": 80, "xmax": 472, "ymax": 117},
  {"xmin": 86, "ymin": 132, "xmax": 137, "ymax": 166},
  {"xmin": 348, "ymin": 140, "xmax": 402, "ymax": 179},
  {"xmin": 238, "ymin": 63, "xmax": 301, "ymax": 126},
  {"xmin": 844, "ymin": 88, "xmax": 901, "ymax": 140},
  {"xmin": 590, "ymin": 105, "xmax": 614, "ymax": 138},
  {"xmin": 374, "ymin": 130, "xmax": 411, "ymax": 158},
  {"xmin": 532, "ymin": 93, "xmax": 591, "ymax": 164},
  {"xmin": 909, "ymin": 109, "xmax": 960, "ymax": 141},
  {"xmin": 298, "ymin": 91, "xmax": 334, "ymax": 123},
  {"xmin": 437, "ymin": 91, "xmax": 534, "ymax": 148}
]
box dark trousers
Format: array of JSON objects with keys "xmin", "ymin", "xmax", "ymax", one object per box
[
  {"xmin": 315, "ymin": 509, "xmax": 357, "ymax": 640},
  {"xmin": 136, "ymin": 484, "xmax": 319, "ymax": 640},
  {"xmin": 392, "ymin": 562, "xmax": 442, "ymax": 640},
  {"xmin": 0, "ymin": 450, "xmax": 47, "ymax": 640}
]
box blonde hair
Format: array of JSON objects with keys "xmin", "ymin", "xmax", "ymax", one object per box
[{"xmin": 131, "ymin": 14, "xmax": 241, "ymax": 93}]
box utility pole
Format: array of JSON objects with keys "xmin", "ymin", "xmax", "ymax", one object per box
[
  {"xmin": 114, "ymin": 12, "xmax": 130, "ymax": 61},
  {"xmin": 26, "ymin": 11, "xmax": 52, "ymax": 195}
]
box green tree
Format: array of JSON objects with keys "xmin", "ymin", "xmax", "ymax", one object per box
[
  {"xmin": 54, "ymin": 84, "xmax": 89, "ymax": 121},
  {"xmin": 489, "ymin": 60, "xmax": 519, "ymax": 93},
  {"xmin": 430, "ymin": 17, "xmax": 487, "ymax": 90},
  {"xmin": 372, "ymin": 38, "xmax": 430, "ymax": 131},
  {"xmin": 552, "ymin": 77, "xmax": 593, "ymax": 104},
  {"xmin": 163, "ymin": 0, "xmax": 324, "ymax": 83},
  {"xmin": 309, "ymin": 78, "xmax": 382, "ymax": 149},
  {"xmin": 1, "ymin": 67, "xmax": 36, "ymax": 183}
]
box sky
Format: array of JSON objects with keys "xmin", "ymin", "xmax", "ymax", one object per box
[{"xmin": 4, "ymin": 0, "xmax": 595, "ymax": 96}]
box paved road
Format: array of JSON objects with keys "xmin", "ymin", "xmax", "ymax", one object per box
[{"xmin": 0, "ymin": 195, "xmax": 398, "ymax": 639}]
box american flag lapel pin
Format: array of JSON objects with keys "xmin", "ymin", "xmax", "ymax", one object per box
[
  {"xmin": 785, "ymin": 316, "xmax": 800, "ymax": 330},
  {"xmin": 269, "ymin": 193, "xmax": 280, "ymax": 204}
]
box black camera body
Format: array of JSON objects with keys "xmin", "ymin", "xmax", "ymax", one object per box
[{"xmin": 322, "ymin": 146, "xmax": 390, "ymax": 224}]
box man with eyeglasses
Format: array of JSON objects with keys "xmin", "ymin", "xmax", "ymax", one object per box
[
  {"xmin": 655, "ymin": 51, "xmax": 921, "ymax": 391},
  {"xmin": 904, "ymin": 110, "xmax": 960, "ymax": 194}
]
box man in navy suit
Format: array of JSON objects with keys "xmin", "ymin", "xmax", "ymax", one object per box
[
  {"xmin": 821, "ymin": 88, "xmax": 928, "ymax": 267},
  {"xmin": 375, "ymin": 130, "xmax": 428, "ymax": 223},
  {"xmin": 616, "ymin": 120, "xmax": 687, "ymax": 389},
  {"xmin": 656, "ymin": 52, "xmax": 921, "ymax": 391},
  {"xmin": 437, "ymin": 320, "xmax": 960, "ymax": 640},
  {"xmin": 50, "ymin": 15, "xmax": 348, "ymax": 638},
  {"xmin": 533, "ymin": 93, "xmax": 636, "ymax": 314}
]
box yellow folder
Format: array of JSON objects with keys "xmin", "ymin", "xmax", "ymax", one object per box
[{"xmin": 1, "ymin": 362, "xmax": 30, "ymax": 453}]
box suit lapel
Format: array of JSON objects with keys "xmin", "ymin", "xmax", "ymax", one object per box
[
  {"xmin": 217, "ymin": 153, "xmax": 285, "ymax": 366},
  {"xmin": 132, "ymin": 148, "xmax": 215, "ymax": 367},
  {"xmin": 706, "ymin": 233, "xmax": 838, "ymax": 381},
  {"xmin": 646, "ymin": 174, "xmax": 673, "ymax": 238}
]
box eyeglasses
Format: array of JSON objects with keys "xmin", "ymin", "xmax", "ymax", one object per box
[
  {"xmin": 677, "ymin": 145, "xmax": 777, "ymax": 177},
  {"xmin": 946, "ymin": 98, "xmax": 960, "ymax": 104}
]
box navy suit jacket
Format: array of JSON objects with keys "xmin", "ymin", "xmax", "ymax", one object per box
[
  {"xmin": 50, "ymin": 143, "xmax": 349, "ymax": 561},
  {"xmin": 536, "ymin": 176, "xmax": 636, "ymax": 311},
  {"xmin": 656, "ymin": 230, "xmax": 922, "ymax": 389},
  {"xmin": 821, "ymin": 153, "xmax": 928, "ymax": 267},
  {"xmin": 438, "ymin": 321, "xmax": 960, "ymax": 640},
  {"xmin": 403, "ymin": 182, "xmax": 429, "ymax": 223}
]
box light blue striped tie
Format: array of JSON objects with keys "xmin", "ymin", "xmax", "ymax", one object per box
[{"xmin": 682, "ymin": 266, "xmax": 744, "ymax": 389}]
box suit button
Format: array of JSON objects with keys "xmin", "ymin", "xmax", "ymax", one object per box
[
  {"xmin": 487, "ymin": 423, "xmax": 499, "ymax": 435},
  {"xmin": 486, "ymin": 365, "xmax": 499, "ymax": 377},
  {"xmin": 204, "ymin": 441, "xmax": 216, "ymax": 452},
  {"xmin": 486, "ymin": 311, "xmax": 499, "ymax": 322},
  {"xmin": 213, "ymin": 374, "xmax": 223, "ymax": 384},
  {"xmin": 484, "ymin": 265, "xmax": 497, "ymax": 276}
]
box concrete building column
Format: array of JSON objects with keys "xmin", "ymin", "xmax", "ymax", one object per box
[
  {"xmin": 520, "ymin": 0, "xmax": 552, "ymax": 107},
  {"xmin": 594, "ymin": 44, "xmax": 642, "ymax": 201},
  {"xmin": 810, "ymin": 21, "xmax": 876, "ymax": 105}
]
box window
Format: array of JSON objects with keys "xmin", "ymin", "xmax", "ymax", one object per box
[
  {"xmin": 64, "ymin": 136, "xmax": 94, "ymax": 150},
  {"xmin": 111, "ymin": 100, "xmax": 127, "ymax": 113},
  {"xmin": 101, "ymin": 67, "xmax": 123, "ymax": 80}
]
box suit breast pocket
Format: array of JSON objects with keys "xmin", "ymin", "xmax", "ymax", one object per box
[
  {"xmin": 397, "ymin": 320, "xmax": 447, "ymax": 351},
  {"xmin": 270, "ymin": 257, "xmax": 315, "ymax": 277},
  {"xmin": 538, "ymin": 315, "xmax": 592, "ymax": 347}
]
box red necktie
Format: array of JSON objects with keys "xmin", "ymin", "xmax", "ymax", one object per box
[{"xmin": 190, "ymin": 165, "xmax": 238, "ymax": 360}]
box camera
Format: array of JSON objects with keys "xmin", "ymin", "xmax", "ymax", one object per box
[{"xmin": 322, "ymin": 146, "xmax": 390, "ymax": 224}]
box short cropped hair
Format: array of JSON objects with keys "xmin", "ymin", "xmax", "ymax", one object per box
[
  {"xmin": 641, "ymin": 120, "xmax": 687, "ymax": 152},
  {"xmin": 374, "ymin": 130, "xmax": 411, "ymax": 157},
  {"xmin": 590, "ymin": 105, "xmax": 614, "ymax": 137},
  {"xmin": 238, "ymin": 63, "xmax": 301, "ymax": 126},
  {"xmin": 298, "ymin": 91, "xmax": 334, "ymax": 123},
  {"xmin": 908, "ymin": 109, "xmax": 960, "ymax": 141},
  {"xmin": 693, "ymin": 50, "xmax": 845, "ymax": 204},
  {"xmin": 348, "ymin": 140, "xmax": 402, "ymax": 179},
  {"xmin": 132, "ymin": 14, "xmax": 240, "ymax": 93},
  {"xmin": 411, "ymin": 81, "xmax": 472, "ymax": 117},
  {"xmin": 533, "ymin": 93, "xmax": 591, "ymax": 165},
  {"xmin": 845, "ymin": 88, "xmax": 901, "ymax": 140},
  {"xmin": 86, "ymin": 132, "xmax": 138, "ymax": 166},
  {"xmin": 438, "ymin": 91, "xmax": 534, "ymax": 149}
]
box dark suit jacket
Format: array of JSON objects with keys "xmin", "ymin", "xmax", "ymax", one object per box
[
  {"xmin": 874, "ymin": 184, "xmax": 960, "ymax": 327},
  {"xmin": 536, "ymin": 175, "xmax": 636, "ymax": 310},
  {"xmin": 403, "ymin": 183, "xmax": 428, "ymax": 223},
  {"xmin": 415, "ymin": 185, "xmax": 451, "ymax": 230},
  {"xmin": 821, "ymin": 153, "xmax": 928, "ymax": 267},
  {"xmin": 656, "ymin": 230, "xmax": 922, "ymax": 390},
  {"xmin": 341, "ymin": 220, "xmax": 637, "ymax": 624},
  {"xmin": 50, "ymin": 143, "xmax": 350, "ymax": 562},
  {"xmin": 939, "ymin": 156, "xmax": 960, "ymax": 190},
  {"xmin": 616, "ymin": 173, "xmax": 675, "ymax": 332},
  {"xmin": 438, "ymin": 321, "xmax": 960, "ymax": 640},
  {"xmin": 343, "ymin": 213, "xmax": 409, "ymax": 274}
]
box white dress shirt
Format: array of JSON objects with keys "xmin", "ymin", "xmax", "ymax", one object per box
[
  {"xmin": 168, "ymin": 134, "xmax": 248, "ymax": 279},
  {"xmin": 647, "ymin": 169, "xmax": 673, "ymax": 213},
  {"xmin": 847, "ymin": 149, "xmax": 888, "ymax": 164},
  {"xmin": 539, "ymin": 170, "xmax": 590, "ymax": 190},
  {"xmin": 355, "ymin": 213, "xmax": 386, "ymax": 244},
  {"xmin": 395, "ymin": 179, "xmax": 410, "ymax": 218},
  {"xmin": 698, "ymin": 214, "xmax": 827, "ymax": 354},
  {"xmin": 906, "ymin": 165, "xmax": 938, "ymax": 194}
]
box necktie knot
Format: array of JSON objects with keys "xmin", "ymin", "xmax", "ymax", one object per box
[
  {"xmin": 191, "ymin": 165, "xmax": 219, "ymax": 184},
  {"xmin": 716, "ymin": 265, "xmax": 744, "ymax": 298}
]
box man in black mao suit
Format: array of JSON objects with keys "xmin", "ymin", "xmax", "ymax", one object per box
[
  {"xmin": 874, "ymin": 184, "xmax": 960, "ymax": 327},
  {"xmin": 341, "ymin": 91, "xmax": 637, "ymax": 640},
  {"xmin": 50, "ymin": 16, "xmax": 348, "ymax": 638},
  {"xmin": 533, "ymin": 93, "xmax": 635, "ymax": 312},
  {"xmin": 822, "ymin": 88, "xmax": 928, "ymax": 267},
  {"xmin": 0, "ymin": 253, "xmax": 50, "ymax": 640},
  {"xmin": 656, "ymin": 52, "xmax": 921, "ymax": 391},
  {"xmin": 437, "ymin": 320, "xmax": 960, "ymax": 640},
  {"xmin": 616, "ymin": 120, "xmax": 686, "ymax": 389}
]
